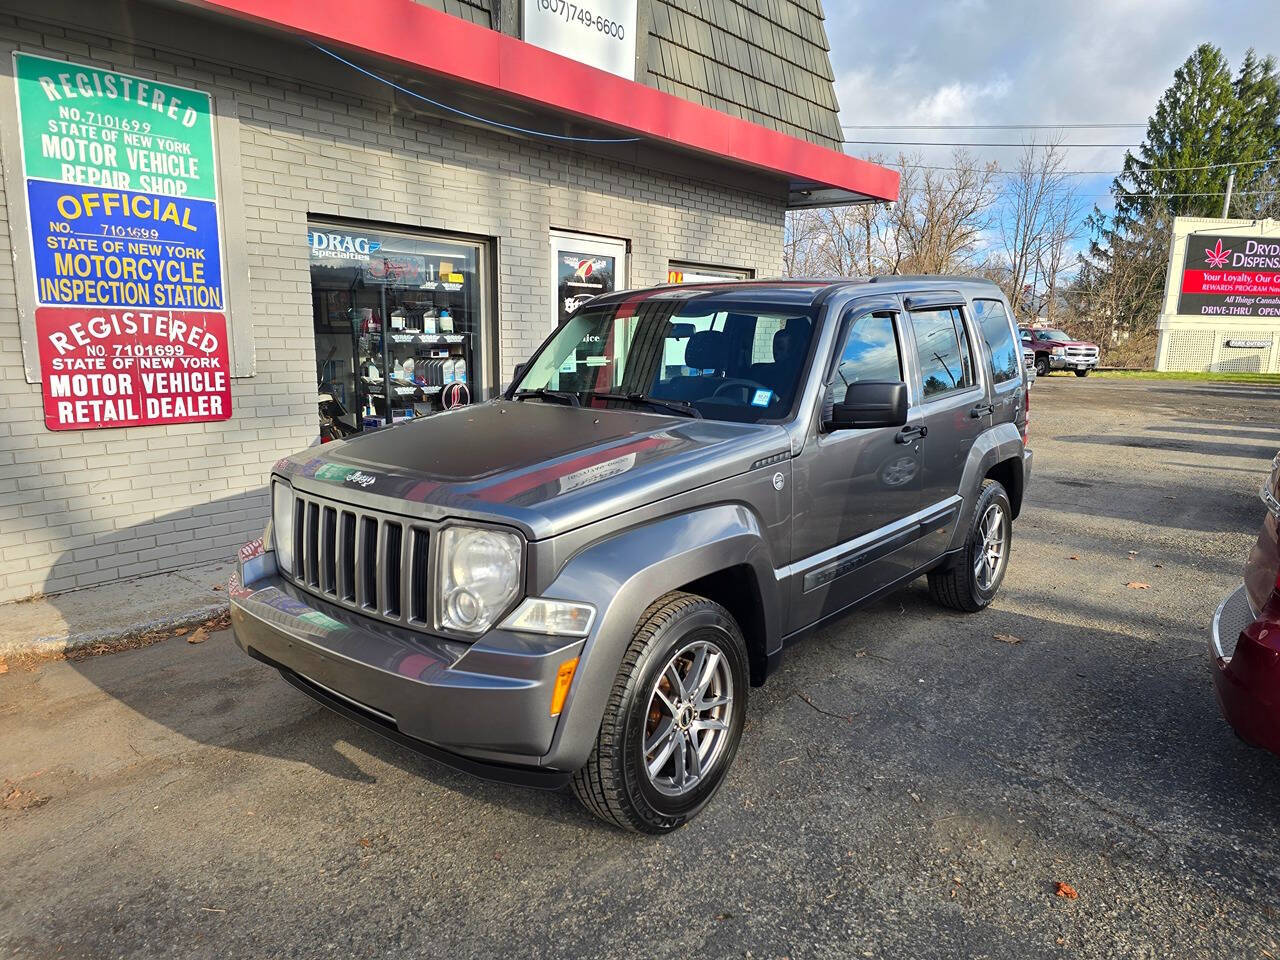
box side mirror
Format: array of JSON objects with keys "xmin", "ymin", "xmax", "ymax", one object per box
[
  {"xmin": 826, "ymin": 381, "xmax": 908, "ymax": 430},
  {"xmin": 512, "ymin": 362, "xmax": 527, "ymax": 383}
]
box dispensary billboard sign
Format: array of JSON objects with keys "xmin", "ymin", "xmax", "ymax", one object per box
[
  {"xmin": 1178, "ymin": 234, "xmax": 1280, "ymax": 318},
  {"xmin": 13, "ymin": 52, "xmax": 231, "ymax": 428}
]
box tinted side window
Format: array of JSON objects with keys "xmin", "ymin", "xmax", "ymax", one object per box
[
  {"xmin": 974, "ymin": 299, "xmax": 1020, "ymax": 384},
  {"xmin": 909, "ymin": 307, "xmax": 975, "ymax": 399},
  {"xmin": 832, "ymin": 311, "xmax": 902, "ymax": 391}
]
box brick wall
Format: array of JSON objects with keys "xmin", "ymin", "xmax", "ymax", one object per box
[{"xmin": 0, "ymin": 9, "xmax": 786, "ymax": 604}]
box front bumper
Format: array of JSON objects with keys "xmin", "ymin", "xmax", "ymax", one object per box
[
  {"xmin": 1049, "ymin": 354, "xmax": 1098, "ymax": 370},
  {"xmin": 230, "ymin": 544, "xmax": 584, "ymax": 787},
  {"xmin": 1210, "ymin": 583, "xmax": 1280, "ymax": 755}
]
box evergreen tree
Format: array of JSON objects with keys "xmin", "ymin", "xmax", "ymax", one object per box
[
  {"xmin": 1075, "ymin": 45, "xmax": 1280, "ymax": 355},
  {"xmin": 1113, "ymin": 44, "xmax": 1240, "ymax": 223},
  {"xmin": 1232, "ymin": 50, "xmax": 1280, "ymax": 217}
]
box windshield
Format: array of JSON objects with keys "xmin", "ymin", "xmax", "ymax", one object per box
[
  {"xmin": 512, "ymin": 296, "xmax": 818, "ymax": 423},
  {"xmin": 1036, "ymin": 329, "xmax": 1072, "ymax": 342}
]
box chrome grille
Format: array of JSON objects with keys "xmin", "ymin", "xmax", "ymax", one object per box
[
  {"xmin": 287, "ymin": 490, "xmax": 429, "ymax": 628},
  {"xmin": 1065, "ymin": 345, "xmax": 1098, "ymax": 359}
]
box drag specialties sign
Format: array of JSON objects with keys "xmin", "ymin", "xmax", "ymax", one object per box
[
  {"xmin": 557, "ymin": 251, "xmax": 615, "ymax": 324},
  {"xmin": 1178, "ymin": 234, "xmax": 1280, "ymax": 318},
  {"xmin": 13, "ymin": 51, "xmax": 231, "ymax": 429},
  {"xmin": 35, "ymin": 308, "xmax": 232, "ymax": 430}
]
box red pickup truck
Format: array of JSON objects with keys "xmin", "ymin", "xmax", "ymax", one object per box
[{"xmin": 1019, "ymin": 327, "xmax": 1100, "ymax": 378}]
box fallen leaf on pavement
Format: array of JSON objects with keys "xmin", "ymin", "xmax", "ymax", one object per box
[
  {"xmin": 358, "ymin": 837, "xmax": 371, "ymax": 848},
  {"xmin": 1055, "ymin": 881, "xmax": 1078, "ymax": 900},
  {"xmin": 854, "ymin": 648, "xmax": 868, "ymax": 658},
  {"xmin": 2, "ymin": 783, "xmax": 50, "ymax": 811},
  {"xmin": 994, "ymin": 633, "xmax": 1022, "ymax": 645},
  {"xmin": 186, "ymin": 628, "xmax": 208, "ymax": 645},
  {"xmin": 1126, "ymin": 582, "xmax": 1151, "ymax": 590},
  {"xmin": 1068, "ymin": 555, "xmax": 1080, "ymax": 561},
  {"xmin": 212, "ymin": 584, "xmax": 223, "ymax": 591},
  {"xmin": 0, "ymin": 659, "xmax": 8, "ymax": 675},
  {"xmin": 175, "ymin": 627, "xmax": 189, "ymax": 636}
]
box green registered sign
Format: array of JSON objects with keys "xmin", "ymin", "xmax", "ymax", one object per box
[{"xmin": 13, "ymin": 52, "xmax": 217, "ymax": 201}]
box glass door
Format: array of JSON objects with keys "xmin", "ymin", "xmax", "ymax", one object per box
[{"xmin": 551, "ymin": 230, "xmax": 628, "ymax": 325}]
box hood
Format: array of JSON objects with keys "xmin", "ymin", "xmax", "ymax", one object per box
[{"xmin": 279, "ymin": 400, "xmax": 789, "ymax": 539}]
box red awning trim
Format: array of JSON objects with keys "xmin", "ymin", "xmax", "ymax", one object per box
[{"xmin": 180, "ymin": 0, "xmax": 899, "ymax": 204}]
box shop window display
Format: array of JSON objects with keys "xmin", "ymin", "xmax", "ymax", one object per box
[{"xmin": 309, "ymin": 222, "xmax": 488, "ymax": 434}]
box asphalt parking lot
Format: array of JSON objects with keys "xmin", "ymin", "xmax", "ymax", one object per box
[{"xmin": 4, "ymin": 375, "xmax": 1280, "ymax": 960}]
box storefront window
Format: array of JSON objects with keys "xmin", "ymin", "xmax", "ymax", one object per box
[
  {"xmin": 666, "ymin": 262, "xmax": 754, "ymax": 284},
  {"xmin": 309, "ymin": 220, "xmax": 489, "ymax": 434}
]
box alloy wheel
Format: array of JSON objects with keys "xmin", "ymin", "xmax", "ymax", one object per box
[
  {"xmin": 973, "ymin": 502, "xmax": 1007, "ymax": 592},
  {"xmin": 643, "ymin": 639, "xmax": 734, "ymax": 798}
]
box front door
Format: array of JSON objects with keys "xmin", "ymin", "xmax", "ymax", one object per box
[
  {"xmin": 902, "ymin": 295, "xmax": 990, "ymax": 561},
  {"xmin": 789, "ymin": 303, "xmax": 925, "ymax": 632},
  {"xmin": 550, "ymin": 230, "xmax": 628, "ymax": 325}
]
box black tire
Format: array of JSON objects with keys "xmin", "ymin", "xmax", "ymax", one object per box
[
  {"xmin": 1034, "ymin": 355, "xmax": 1049, "ymax": 378},
  {"xmin": 928, "ymin": 480, "xmax": 1013, "ymax": 613},
  {"xmin": 571, "ymin": 592, "xmax": 749, "ymax": 834},
  {"xmin": 1074, "ymin": 368, "xmax": 1090, "ymax": 378}
]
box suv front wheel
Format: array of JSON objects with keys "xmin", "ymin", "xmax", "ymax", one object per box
[
  {"xmin": 928, "ymin": 480, "xmax": 1012, "ymax": 612},
  {"xmin": 571, "ymin": 592, "xmax": 748, "ymax": 833}
]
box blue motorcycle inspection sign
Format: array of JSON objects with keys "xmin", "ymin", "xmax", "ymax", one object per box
[{"xmin": 26, "ymin": 179, "xmax": 224, "ymax": 310}]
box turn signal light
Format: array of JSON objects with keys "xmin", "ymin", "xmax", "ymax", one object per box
[{"xmin": 550, "ymin": 657, "xmax": 579, "ymax": 717}]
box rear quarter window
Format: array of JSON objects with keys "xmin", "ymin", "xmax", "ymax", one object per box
[{"xmin": 973, "ymin": 299, "xmax": 1020, "ymax": 385}]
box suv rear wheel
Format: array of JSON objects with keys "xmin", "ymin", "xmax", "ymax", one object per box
[
  {"xmin": 571, "ymin": 592, "xmax": 748, "ymax": 833},
  {"xmin": 928, "ymin": 480, "xmax": 1012, "ymax": 612}
]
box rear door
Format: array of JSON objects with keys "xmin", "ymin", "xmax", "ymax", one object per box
[
  {"xmin": 971, "ymin": 297, "xmax": 1026, "ymax": 432},
  {"xmin": 902, "ymin": 293, "xmax": 989, "ymax": 561}
]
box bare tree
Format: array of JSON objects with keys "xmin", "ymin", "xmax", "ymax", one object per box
[
  {"xmin": 890, "ymin": 151, "xmax": 999, "ymax": 274},
  {"xmin": 783, "ymin": 152, "xmax": 998, "ymax": 279},
  {"xmin": 996, "ymin": 139, "xmax": 1083, "ymax": 321}
]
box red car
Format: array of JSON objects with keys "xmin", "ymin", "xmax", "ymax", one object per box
[{"xmin": 1212, "ymin": 452, "xmax": 1280, "ymax": 754}]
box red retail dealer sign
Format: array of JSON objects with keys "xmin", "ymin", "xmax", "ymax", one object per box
[{"xmin": 35, "ymin": 307, "xmax": 233, "ymax": 430}]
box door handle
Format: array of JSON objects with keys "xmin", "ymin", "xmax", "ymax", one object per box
[
  {"xmin": 969, "ymin": 402, "xmax": 995, "ymax": 418},
  {"xmin": 895, "ymin": 425, "xmax": 927, "ymax": 444}
]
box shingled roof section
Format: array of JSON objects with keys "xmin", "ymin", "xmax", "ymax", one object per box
[
  {"xmin": 412, "ymin": 0, "xmax": 844, "ymax": 151},
  {"xmin": 643, "ymin": 0, "xmax": 844, "ymax": 150}
]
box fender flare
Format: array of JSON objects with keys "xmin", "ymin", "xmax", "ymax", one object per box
[
  {"xmin": 540, "ymin": 503, "xmax": 779, "ymax": 771},
  {"xmin": 948, "ymin": 421, "xmax": 1026, "ymax": 550}
]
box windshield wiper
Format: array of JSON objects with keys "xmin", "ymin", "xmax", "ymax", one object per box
[
  {"xmin": 583, "ymin": 391, "xmax": 702, "ymax": 419},
  {"xmin": 513, "ymin": 388, "xmax": 580, "ymax": 407}
]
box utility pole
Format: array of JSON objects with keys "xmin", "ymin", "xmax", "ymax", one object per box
[{"xmin": 1223, "ymin": 168, "xmax": 1235, "ymax": 218}]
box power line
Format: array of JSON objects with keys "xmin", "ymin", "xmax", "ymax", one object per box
[
  {"xmin": 861, "ymin": 156, "xmax": 1275, "ymax": 177},
  {"xmin": 845, "ymin": 139, "xmax": 1141, "ymax": 148},
  {"xmin": 841, "ymin": 122, "xmax": 1145, "ymax": 130}
]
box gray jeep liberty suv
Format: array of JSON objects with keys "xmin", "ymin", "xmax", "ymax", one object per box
[{"xmin": 230, "ymin": 277, "xmax": 1032, "ymax": 833}]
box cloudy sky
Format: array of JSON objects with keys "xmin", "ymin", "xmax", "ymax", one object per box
[{"xmin": 825, "ymin": 0, "xmax": 1280, "ymax": 214}]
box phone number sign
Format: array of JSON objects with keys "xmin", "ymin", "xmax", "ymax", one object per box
[
  {"xmin": 13, "ymin": 51, "xmax": 231, "ymax": 430},
  {"xmin": 35, "ymin": 308, "xmax": 232, "ymax": 430}
]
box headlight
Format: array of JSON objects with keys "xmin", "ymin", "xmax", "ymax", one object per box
[
  {"xmin": 1051, "ymin": 346, "xmax": 1065, "ymax": 355},
  {"xmin": 271, "ymin": 480, "xmax": 294, "ymax": 575},
  {"xmin": 436, "ymin": 525, "xmax": 522, "ymax": 634}
]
